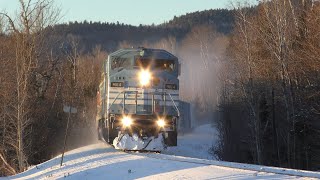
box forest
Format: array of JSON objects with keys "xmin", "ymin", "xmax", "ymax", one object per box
[
  {"xmin": 217, "ymin": 0, "xmax": 320, "ymax": 171},
  {"xmin": 0, "ymin": 0, "xmax": 320, "ymax": 176}
]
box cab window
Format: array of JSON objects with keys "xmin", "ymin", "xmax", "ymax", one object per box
[
  {"xmin": 154, "ymin": 60, "xmax": 175, "ymax": 72},
  {"xmin": 135, "ymin": 58, "xmax": 151, "ymax": 69},
  {"xmin": 111, "ymin": 57, "xmax": 131, "ymax": 70},
  {"xmin": 135, "ymin": 58, "xmax": 175, "ymax": 72}
]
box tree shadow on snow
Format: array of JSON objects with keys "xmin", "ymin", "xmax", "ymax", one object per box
[{"xmin": 11, "ymin": 143, "xmax": 117, "ymax": 179}]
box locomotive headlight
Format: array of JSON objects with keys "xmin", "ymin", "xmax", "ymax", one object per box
[
  {"xmin": 157, "ymin": 119, "xmax": 166, "ymax": 127},
  {"xmin": 122, "ymin": 116, "xmax": 133, "ymax": 127},
  {"xmin": 139, "ymin": 70, "xmax": 151, "ymax": 86}
]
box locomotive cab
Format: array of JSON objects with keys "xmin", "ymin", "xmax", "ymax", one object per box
[{"xmin": 97, "ymin": 48, "xmax": 180, "ymax": 147}]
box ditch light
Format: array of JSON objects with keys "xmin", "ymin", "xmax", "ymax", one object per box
[{"xmin": 122, "ymin": 116, "xmax": 133, "ymax": 127}]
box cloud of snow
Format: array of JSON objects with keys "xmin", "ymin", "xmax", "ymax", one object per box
[{"xmin": 177, "ymin": 29, "xmax": 228, "ymax": 126}]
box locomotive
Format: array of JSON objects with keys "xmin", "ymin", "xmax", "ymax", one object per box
[{"xmin": 97, "ymin": 48, "xmax": 180, "ymax": 147}]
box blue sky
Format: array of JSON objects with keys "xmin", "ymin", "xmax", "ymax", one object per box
[{"xmin": 0, "ymin": 0, "xmax": 254, "ymax": 26}]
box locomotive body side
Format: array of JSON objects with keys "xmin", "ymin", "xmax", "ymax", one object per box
[{"xmin": 97, "ymin": 48, "xmax": 180, "ymax": 146}]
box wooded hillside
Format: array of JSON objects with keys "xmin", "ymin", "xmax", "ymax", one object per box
[{"xmin": 1, "ymin": 0, "xmax": 320, "ymax": 176}]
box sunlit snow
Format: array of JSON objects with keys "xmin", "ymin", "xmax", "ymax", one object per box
[{"xmin": 8, "ymin": 143, "xmax": 320, "ymax": 180}]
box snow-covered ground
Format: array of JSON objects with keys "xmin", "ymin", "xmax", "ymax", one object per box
[
  {"xmin": 113, "ymin": 123, "xmax": 218, "ymax": 159},
  {"xmin": 163, "ymin": 124, "xmax": 218, "ymax": 160},
  {"xmin": 3, "ymin": 124, "xmax": 320, "ymax": 179},
  {"xmin": 6, "ymin": 142, "xmax": 320, "ymax": 180}
]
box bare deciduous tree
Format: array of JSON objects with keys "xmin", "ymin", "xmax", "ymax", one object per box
[
  {"xmin": 218, "ymin": 0, "xmax": 320, "ymax": 170},
  {"xmin": 0, "ymin": 0, "xmax": 60, "ymax": 173}
]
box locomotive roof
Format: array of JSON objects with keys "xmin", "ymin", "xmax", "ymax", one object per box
[{"xmin": 109, "ymin": 48, "xmax": 178, "ymax": 60}]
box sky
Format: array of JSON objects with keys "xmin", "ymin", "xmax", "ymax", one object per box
[{"xmin": 0, "ymin": 0, "xmax": 254, "ymax": 26}]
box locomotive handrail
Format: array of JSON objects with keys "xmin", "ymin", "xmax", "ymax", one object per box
[
  {"xmin": 168, "ymin": 93, "xmax": 180, "ymax": 117},
  {"xmin": 107, "ymin": 90, "xmax": 179, "ymax": 117},
  {"xmin": 107, "ymin": 90, "xmax": 139, "ymax": 112},
  {"xmin": 107, "ymin": 91, "xmax": 123, "ymax": 111}
]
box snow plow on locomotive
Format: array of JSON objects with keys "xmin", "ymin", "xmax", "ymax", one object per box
[{"xmin": 97, "ymin": 48, "xmax": 180, "ymax": 149}]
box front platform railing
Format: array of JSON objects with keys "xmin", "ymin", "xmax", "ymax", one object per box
[{"xmin": 107, "ymin": 90, "xmax": 180, "ymax": 116}]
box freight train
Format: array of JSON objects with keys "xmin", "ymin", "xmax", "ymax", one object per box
[{"xmin": 97, "ymin": 48, "xmax": 180, "ymax": 147}]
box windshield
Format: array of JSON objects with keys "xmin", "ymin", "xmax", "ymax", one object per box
[
  {"xmin": 135, "ymin": 58, "xmax": 175, "ymax": 72},
  {"xmin": 111, "ymin": 57, "xmax": 131, "ymax": 70}
]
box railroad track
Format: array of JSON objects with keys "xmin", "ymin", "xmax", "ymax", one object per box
[
  {"xmin": 139, "ymin": 153, "xmax": 320, "ymax": 179},
  {"xmin": 122, "ymin": 149, "xmax": 161, "ymax": 153}
]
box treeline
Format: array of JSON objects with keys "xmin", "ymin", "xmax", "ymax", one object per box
[
  {"xmin": 0, "ymin": 0, "xmax": 233, "ymax": 176},
  {"xmin": 216, "ymin": 0, "xmax": 320, "ymax": 171},
  {"xmin": 163, "ymin": 9, "xmax": 234, "ymax": 34},
  {"xmin": 2, "ymin": 0, "xmax": 319, "ymax": 176},
  {"xmin": 0, "ymin": 0, "xmax": 104, "ymax": 176},
  {"xmin": 48, "ymin": 8, "xmax": 234, "ymax": 52}
]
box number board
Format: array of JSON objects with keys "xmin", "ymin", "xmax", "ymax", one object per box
[
  {"xmin": 165, "ymin": 84, "xmax": 177, "ymax": 90},
  {"xmin": 111, "ymin": 82, "xmax": 124, "ymax": 87}
]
